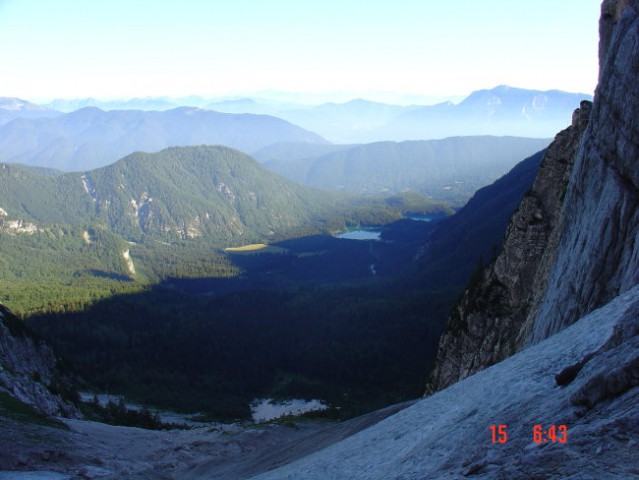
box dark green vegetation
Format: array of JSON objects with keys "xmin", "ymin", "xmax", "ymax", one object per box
[
  {"xmin": 2, "ymin": 143, "xmax": 543, "ymax": 422},
  {"xmin": 28, "ymin": 233, "xmax": 458, "ymax": 420},
  {"xmin": 0, "ymin": 225, "xmax": 238, "ymax": 315},
  {"xmin": 1, "ymin": 146, "xmax": 334, "ymax": 245},
  {"xmin": 258, "ymin": 136, "xmax": 550, "ymax": 206}
]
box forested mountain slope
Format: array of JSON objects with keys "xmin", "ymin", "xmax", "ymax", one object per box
[{"xmin": 0, "ymin": 146, "xmax": 338, "ymax": 245}]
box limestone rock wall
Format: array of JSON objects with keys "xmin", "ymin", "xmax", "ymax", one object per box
[{"xmin": 530, "ymin": 2, "xmax": 639, "ymax": 342}]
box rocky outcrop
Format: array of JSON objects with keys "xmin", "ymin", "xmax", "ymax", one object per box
[
  {"xmin": 428, "ymin": 0, "xmax": 639, "ymax": 392},
  {"xmin": 426, "ymin": 102, "xmax": 591, "ymax": 392},
  {"xmin": 0, "ymin": 303, "xmax": 77, "ymax": 417}
]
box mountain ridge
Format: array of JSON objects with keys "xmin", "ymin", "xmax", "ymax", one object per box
[
  {"xmin": 0, "ymin": 107, "xmax": 328, "ymax": 171},
  {"xmin": 17, "ymin": 86, "xmax": 591, "ymax": 144},
  {"xmin": 374, "ymin": 85, "xmax": 591, "ymax": 141},
  {"xmin": 0, "ymin": 2, "xmax": 634, "ymax": 478},
  {"xmin": 260, "ymin": 136, "xmax": 550, "ymax": 204},
  {"xmin": 0, "ymin": 97, "xmax": 61, "ymax": 126}
]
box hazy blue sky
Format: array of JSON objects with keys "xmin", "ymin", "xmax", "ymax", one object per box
[{"xmin": 0, "ymin": 0, "xmax": 601, "ymax": 103}]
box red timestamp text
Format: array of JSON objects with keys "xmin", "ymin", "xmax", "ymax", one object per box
[
  {"xmin": 533, "ymin": 424, "xmax": 567, "ymax": 444},
  {"xmin": 489, "ymin": 424, "xmax": 568, "ymax": 444},
  {"xmin": 490, "ymin": 424, "xmax": 508, "ymax": 444}
]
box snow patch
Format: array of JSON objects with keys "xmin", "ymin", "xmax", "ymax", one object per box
[
  {"xmin": 251, "ymin": 398, "xmax": 328, "ymax": 422},
  {"xmin": 532, "ymin": 94, "xmax": 549, "ymax": 110}
]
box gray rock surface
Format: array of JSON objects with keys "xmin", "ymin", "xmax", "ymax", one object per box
[
  {"xmin": 0, "ymin": 303, "xmax": 76, "ymax": 417},
  {"xmin": 531, "ymin": 2, "xmax": 639, "ymax": 342}
]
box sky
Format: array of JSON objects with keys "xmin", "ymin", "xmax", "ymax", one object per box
[{"xmin": 0, "ymin": 0, "xmax": 602, "ymax": 104}]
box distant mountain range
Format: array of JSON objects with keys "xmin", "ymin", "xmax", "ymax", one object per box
[
  {"xmin": 0, "ymin": 86, "xmax": 588, "ymax": 172},
  {"xmin": 374, "ymin": 86, "xmax": 591, "ymax": 141},
  {"xmin": 255, "ymin": 137, "xmax": 550, "ymax": 204},
  {"xmin": 0, "ymin": 107, "xmax": 327, "ymax": 171},
  {"xmin": 30, "ymin": 86, "xmax": 593, "ymax": 143},
  {"xmin": 0, "ymin": 97, "xmax": 60, "ymax": 125},
  {"xmin": 213, "ymin": 86, "xmax": 591, "ymax": 142},
  {"xmin": 273, "ymin": 99, "xmax": 419, "ymax": 143}
]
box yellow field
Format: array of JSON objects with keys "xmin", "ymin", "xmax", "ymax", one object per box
[{"xmin": 224, "ymin": 244, "xmax": 288, "ymax": 255}]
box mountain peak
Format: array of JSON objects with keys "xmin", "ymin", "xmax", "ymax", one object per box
[{"xmin": 0, "ymin": 97, "xmax": 50, "ymax": 112}]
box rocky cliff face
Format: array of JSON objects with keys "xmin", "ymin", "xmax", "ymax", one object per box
[
  {"xmin": 0, "ymin": 303, "xmax": 76, "ymax": 417},
  {"xmin": 428, "ymin": 0, "xmax": 639, "ymax": 392},
  {"xmin": 529, "ymin": 0, "xmax": 639, "ymax": 342},
  {"xmin": 427, "ymin": 102, "xmax": 592, "ymax": 391}
]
